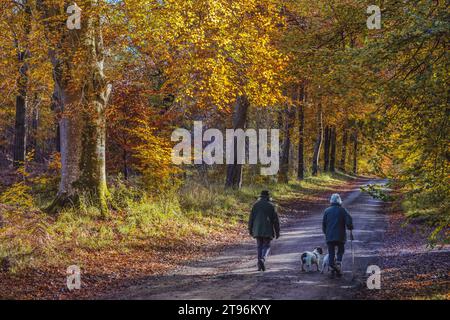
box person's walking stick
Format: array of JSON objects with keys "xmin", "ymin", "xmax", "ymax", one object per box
[{"xmin": 350, "ymin": 230, "xmax": 355, "ymax": 280}]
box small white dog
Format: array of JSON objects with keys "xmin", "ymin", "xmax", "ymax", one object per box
[
  {"xmin": 321, "ymin": 254, "xmax": 330, "ymax": 273},
  {"xmin": 300, "ymin": 247, "xmax": 324, "ymax": 272},
  {"xmin": 321, "ymin": 254, "xmax": 344, "ymax": 274}
]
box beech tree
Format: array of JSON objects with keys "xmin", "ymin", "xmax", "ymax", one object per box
[{"xmin": 38, "ymin": 0, "xmax": 111, "ymax": 215}]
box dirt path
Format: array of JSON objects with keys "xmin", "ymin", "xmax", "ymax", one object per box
[{"xmin": 106, "ymin": 179, "xmax": 387, "ymax": 300}]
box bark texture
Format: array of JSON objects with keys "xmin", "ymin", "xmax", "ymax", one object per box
[
  {"xmin": 311, "ymin": 103, "xmax": 323, "ymax": 176},
  {"xmin": 225, "ymin": 95, "xmax": 249, "ymax": 189},
  {"xmin": 297, "ymin": 84, "xmax": 305, "ymax": 180},
  {"xmin": 330, "ymin": 126, "xmax": 336, "ymax": 172},
  {"xmin": 278, "ymin": 105, "xmax": 294, "ymax": 183},
  {"xmin": 13, "ymin": 3, "xmax": 31, "ymax": 168},
  {"xmin": 352, "ymin": 130, "xmax": 358, "ymax": 175},
  {"xmin": 340, "ymin": 122, "xmax": 348, "ymax": 172},
  {"xmin": 40, "ymin": 1, "xmax": 111, "ymax": 215},
  {"xmin": 323, "ymin": 125, "xmax": 330, "ymax": 172}
]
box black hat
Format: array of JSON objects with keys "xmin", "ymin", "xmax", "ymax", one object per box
[{"xmin": 260, "ymin": 190, "xmax": 270, "ymax": 197}]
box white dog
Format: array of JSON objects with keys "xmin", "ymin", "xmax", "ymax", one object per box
[
  {"xmin": 321, "ymin": 254, "xmax": 330, "ymax": 273},
  {"xmin": 321, "ymin": 254, "xmax": 344, "ymax": 274},
  {"xmin": 300, "ymin": 247, "xmax": 324, "ymax": 272}
]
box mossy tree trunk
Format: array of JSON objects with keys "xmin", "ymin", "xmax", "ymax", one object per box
[
  {"xmin": 41, "ymin": 1, "xmax": 111, "ymax": 216},
  {"xmin": 76, "ymin": 2, "xmax": 111, "ymax": 215}
]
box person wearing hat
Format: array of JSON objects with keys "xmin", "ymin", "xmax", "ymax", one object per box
[{"xmin": 248, "ymin": 190, "xmax": 280, "ymax": 271}]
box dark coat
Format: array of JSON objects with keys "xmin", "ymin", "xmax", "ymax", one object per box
[
  {"xmin": 322, "ymin": 204, "xmax": 353, "ymax": 243},
  {"xmin": 248, "ymin": 197, "xmax": 280, "ymax": 239}
]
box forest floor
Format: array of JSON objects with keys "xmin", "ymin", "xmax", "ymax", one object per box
[{"xmin": 356, "ymin": 209, "xmax": 450, "ymax": 299}]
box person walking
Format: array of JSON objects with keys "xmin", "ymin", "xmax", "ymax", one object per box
[
  {"xmin": 322, "ymin": 193, "xmax": 354, "ymax": 278},
  {"xmin": 248, "ymin": 190, "xmax": 280, "ymax": 271}
]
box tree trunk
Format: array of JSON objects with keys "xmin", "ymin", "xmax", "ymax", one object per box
[
  {"xmin": 26, "ymin": 99, "xmax": 42, "ymax": 161},
  {"xmin": 13, "ymin": 57, "xmax": 28, "ymax": 168},
  {"xmin": 76, "ymin": 9, "xmax": 112, "ymax": 215},
  {"xmin": 278, "ymin": 105, "xmax": 294, "ymax": 183},
  {"xmin": 225, "ymin": 95, "xmax": 249, "ymax": 189},
  {"xmin": 50, "ymin": 85, "xmax": 62, "ymax": 153},
  {"xmin": 340, "ymin": 123, "xmax": 348, "ymax": 171},
  {"xmin": 330, "ymin": 126, "xmax": 336, "ymax": 172},
  {"xmin": 352, "ymin": 130, "xmax": 358, "ymax": 175},
  {"xmin": 323, "ymin": 125, "xmax": 330, "ymax": 172},
  {"xmin": 297, "ymin": 84, "xmax": 305, "ymax": 180},
  {"xmin": 312, "ymin": 103, "xmax": 323, "ymax": 176},
  {"xmin": 48, "ymin": 83, "xmax": 83, "ymax": 211},
  {"xmin": 42, "ymin": 1, "xmax": 111, "ymax": 215},
  {"xmin": 13, "ymin": 4, "xmax": 31, "ymax": 168},
  {"xmin": 55, "ymin": 123, "xmax": 61, "ymax": 153}
]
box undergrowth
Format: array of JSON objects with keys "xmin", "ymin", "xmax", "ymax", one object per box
[{"xmin": 0, "ymin": 172, "xmax": 351, "ymax": 272}]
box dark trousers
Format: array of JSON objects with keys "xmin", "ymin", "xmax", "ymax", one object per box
[
  {"xmin": 256, "ymin": 237, "xmax": 271, "ymax": 262},
  {"xmin": 327, "ymin": 241, "xmax": 345, "ymax": 268}
]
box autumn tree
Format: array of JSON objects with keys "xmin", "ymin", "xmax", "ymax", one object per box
[
  {"xmin": 12, "ymin": 1, "xmax": 32, "ymax": 168},
  {"xmin": 36, "ymin": 0, "xmax": 111, "ymax": 215},
  {"xmin": 360, "ymin": 0, "xmax": 449, "ymax": 240}
]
